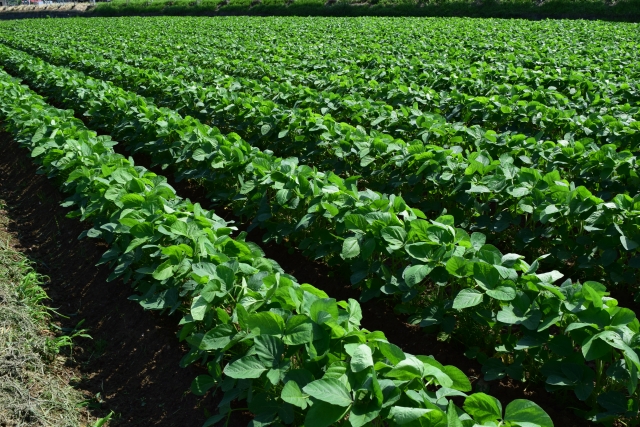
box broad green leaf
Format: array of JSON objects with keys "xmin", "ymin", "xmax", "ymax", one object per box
[
  {"xmin": 453, "ymin": 289, "xmax": 484, "ymax": 309},
  {"xmin": 582, "ymin": 282, "xmax": 604, "ymax": 309},
  {"xmin": 610, "ymin": 308, "xmax": 636, "ymax": 326},
  {"xmin": 283, "ymin": 315, "xmax": 313, "ymax": 345},
  {"xmin": 486, "ymin": 285, "xmax": 517, "ymax": 301},
  {"xmin": 276, "ymin": 189, "xmax": 292, "ymax": 206},
  {"xmin": 152, "ymin": 260, "xmax": 174, "ymax": 280},
  {"xmin": 350, "ymin": 344, "xmax": 373, "ymax": 372},
  {"xmin": 345, "ymin": 214, "xmax": 368, "ymax": 231},
  {"xmin": 304, "ymin": 400, "xmax": 350, "ymax": 427},
  {"xmin": 447, "ymin": 400, "xmax": 464, "ymax": 427},
  {"xmin": 127, "ymin": 177, "xmax": 146, "ymax": 193},
  {"xmin": 471, "ymin": 232, "xmax": 486, "ymax": 252},
  {"xmin": 405, "ymin": 242, "xmax": 436, "ymax": 261},
  {"xmin": 421, "ymin": 357, "xmax": 454, "ymax": 387},
  {"xmin": 463, "ymin": 393, "xmax": 502, "ymax": 423},
  {"xmin": 347, "ymin": 299, "xmax": 363, "ymax": 328},
  {"xmin": 224, "ymin": 356, "xmax": 267, "ymax": 379},
  {"xmin": 190, "ymin": 295, "xmax": 208, "ymax": 321},
  {"xmin": 504, "ymin": 399, "xmax": 553, "ymax": 427},
  {"xmin": 130, "ymin": 222, "xmax": 153, "ymax": 238},
  {"xmin": 309, "ymin": 298, "xmax": 339, "ymax": 324},
  {"xmin": 597, "ymin": 391, "xmax": 628, "ymax": 414},
  {"xmin": 203, "ymin": 414, "xmax": 226, "ymax": 427},
  {"xmin": 621, "ymin": 236, "xmax": 639, "ymax": 251},
  {"xmin": 473, "ymin": 263, "xmax": 500, "ymax": 290},
  {"xmin": 447, "ymin": 256, "xmax": 471, "ymax": 278},
  {"xmin": 442, "ymin": 365, "xmax": 472, "ymax": 392},
  {"xmin": 386, "ymin": 356, "xmax": 423, "ymax": 380},
  {"xmin": 349, "ymin": 399, "xmax": 381, "ymax": 427},
  {"xmin": 582, "ymin": 334, "xmax": 613, "ymax": 361},
  {"xmin": 255, "ymin": 335, "xmax": 284, "ymax": 367},
  {"xmin": 200, "ymin": 323, "xmax": 234, "ymax": 350},
  {"xmin": 281, "ymin": 381, "xmax": 308, "ymax": 409},
  {"xmin": 248, "ymin": 311, "xmax": 285, "ymax": 335},
  {"xmin": 341, "ymin": 237, "xmax": 361, "ymax": 259},
  {"xmin": 191, "ymin": 375, "xmax": 215, "ymax": 396},
  {"xmin": 403, "ymin": 263, "xmax": 433, "ymax": 287},
  {"xmin": 389, "ymin": 407, "xmax": 431, "ymax": 425},
  {"xmin": 120, "ymin": 193, "xmax": 145, "ymax": 207},
  {"xmin": 381, "ymin": 226, "xmax": 406, "ymax": 250},
  {"xmin": 303, "ymin": 378, "xmax": 352, "ymax": 407},
  {"xmin": 378, "ymin": 341, "xmax": 406, "ymax": 365}
]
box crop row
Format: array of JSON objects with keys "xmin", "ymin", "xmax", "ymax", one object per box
[
  {"xmin": 2, "ymin": 47, "xmax": 639, "ymax": 422},
  {"xmin": 0, "ymin": 66, "xmax": 558, "ymax": 427},
  {"xmin": 122, "ymin": 19, "xmax": 638, "ymax": 106},
  {"xmin": 3, "ymin": 43, "xmax": 639, "ymax": 292},
  {"xmin": 6, "ymin": 37, "xmax": 639, "ymax": 196},
  {"xmin": 145, "ymin": 18, "xmax": 638, "ymax": 89},
  {"xmin": 9, "ymin": 17, "xmax": 638, "ymax": 105},
  {"xmin": 6, "ymin": 19, "xmax": 639, "ymax": 151}
]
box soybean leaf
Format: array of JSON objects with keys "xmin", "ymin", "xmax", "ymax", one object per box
[
  {"xmin": 403, "ymin": 263, "xmax": 433, "ymax": 287},
  {"xmin": 442, "ymin": 365, "xmax": 472, "ymax": 392},
  {"xmin": 281, "ymin": 381, "xmax": 308, "ymax": 409},
  {"xmin": 191, "ymin": 375, "xmax": 215, "ymax": 396},
  {"xmin": 473, "ymin": 263, "xmax": 500, "ymax": 290},
  {"xmin": 453, "ymin": 289, "xmax": 484, "ymax": 309},
  {"xmin": 389, "ymin": 407, "xmax": 432, "ymax": 425},
  {"xmin": 378, "ymin": 341, "xmax": 406, "ymax": 365},
  {"xmin": 341, "ymin": 237, "xmax": 361, "ymax": 259},
  {"xmin": 248, "ymin": 311, "xmax": 285, "ymax": 335},
  {"xmin": 504, "ymin": 399, "xmax": 553, "ymax": 427},
  {"xmin": 350, "ymin": 344, "xmax": 373, "ymax": 372},
  {"xmin": 304, "ymin": 400, "xmax": 350, "ymax": 427},
  {"xmin": 302, "ymin": 378, "xmax": 352, "ymax": 407},
  {"xmin": 255, "ymin": 335, "xmax": 284, "ymax": 368},
  {"xmin": 463, "ymin": 393, "xmax": 502, "ymax": 423},
  {"xmin": 224, "ymin": 356, "xmax": 267, "ymax": 379},
  {"xmin": 283, "ymin": 315, "xmax": 313, "ymax": 345}
]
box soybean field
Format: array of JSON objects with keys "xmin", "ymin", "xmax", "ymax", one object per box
[{"xmin": 0, "ymin": 16, "xmax": 638, "ymax": 427}]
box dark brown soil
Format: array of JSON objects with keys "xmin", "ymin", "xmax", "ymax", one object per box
[
  {"xmin": 0, "ymin": 129, "xmax": 594, "ymax": 426},
  {"xmin": 0, "ymin": 133, "xmax": 250, "ymax": 427}
]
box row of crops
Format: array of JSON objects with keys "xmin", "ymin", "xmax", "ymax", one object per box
[
  {"xmin": 92, "ymin": 0, "xmax": 640, "ymax": 17},
  {"xmin": 109, "ymin": 0, "xmax": 336, "ymax": 8},
  {"xmin": 97, "ymin": 0, "xmax": 542, "ymax": 9},
  {"xmin": 0, "ymin": 16, "xmax": 638, "ymax": 426}
]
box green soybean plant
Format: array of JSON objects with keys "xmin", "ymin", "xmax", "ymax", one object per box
[{"xmin": 0, "ymin": 69, "xmax": 555, "ymax": 427}]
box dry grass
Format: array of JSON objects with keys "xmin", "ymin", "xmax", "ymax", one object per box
[{"xmin": 0, "ymin": 202, "xmax": 89, "ymax": 427}]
